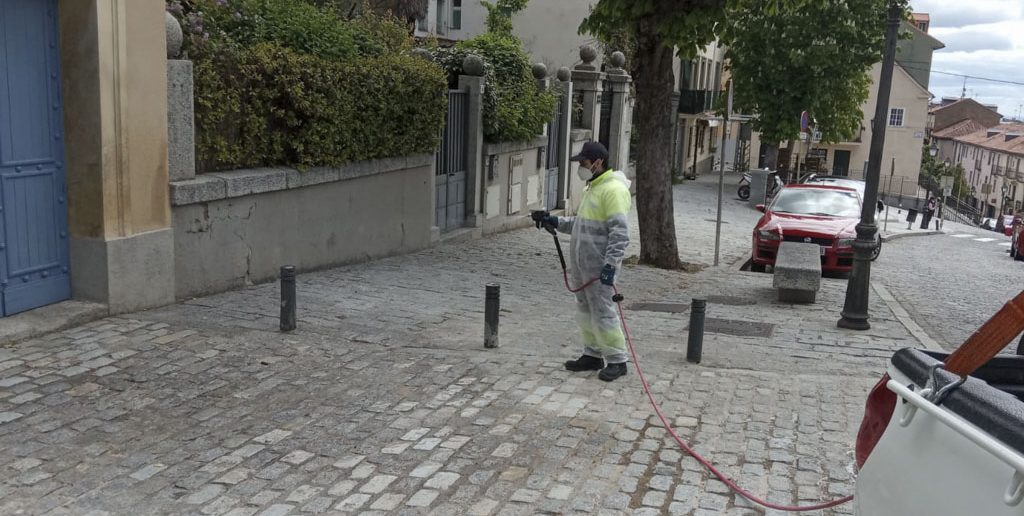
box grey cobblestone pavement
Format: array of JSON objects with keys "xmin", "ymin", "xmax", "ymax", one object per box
[
  {"xmin": 874, "ymin": 223, "xmax": 1023, "ymax": 351},
  {"xmin": 0, "ymin": 173, "xmax": 927, "ymax": 515}
]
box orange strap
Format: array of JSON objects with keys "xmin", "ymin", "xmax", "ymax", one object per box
[{"xmin": 944, "ymin": 290, "xmax": 1024, "ymax": 376}]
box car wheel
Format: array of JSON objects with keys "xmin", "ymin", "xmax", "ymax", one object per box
[
  {"xmin": 738, "ymin": 185, "xmax": 750, "ymax": 200},
  {"xmin": 871, "ymin": 237, "xmax": 882, "ymax": 261}
]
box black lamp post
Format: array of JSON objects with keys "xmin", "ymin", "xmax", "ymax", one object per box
[{"xmin": 838, "ymin": 0, "xmax": 902, "ymax": 331}]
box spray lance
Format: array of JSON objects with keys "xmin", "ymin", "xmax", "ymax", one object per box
[{"xmin": 531, "ymin": 210, "xmax": 623, "ymax": 300}]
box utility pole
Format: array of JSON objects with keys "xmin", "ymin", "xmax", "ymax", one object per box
[
  {"xmin": 838, "ymin": 0, "xmax": 901, "ymax": 331},
  {"xmin": 714, "ymin": 81, "xmax": 733, "ymax": 267}
]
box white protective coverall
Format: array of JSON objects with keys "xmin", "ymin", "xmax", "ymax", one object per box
[{"xmin": 556, "ymin": 169, "xmax": 632, "ymax": 363}]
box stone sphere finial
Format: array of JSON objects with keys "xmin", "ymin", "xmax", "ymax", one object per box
[
  {"xmin": 556, "ymin": 66, "xmax": 571, "ymax": 82},
  {"xmin": 610, "ymin": 51, "xmax": 626, "ymax": 69},
  {"xmin": 462, "ymin": 54, "xmax": 486, "ymax": 77},
  {"xmin": 580, "ymin": 45, "xmax": 598, "ymax": 64},
  {"xmin": 166, "ymin": 11, "xmax": 183, "ymax": 59},
  {"xmin": 532, "ymin": 63, "xmax": 548, "ymax": 80}
]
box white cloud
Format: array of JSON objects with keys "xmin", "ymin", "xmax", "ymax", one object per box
[{"xmin": 908, "ymin": 4, "xmax": 1024, "ymax": 117}]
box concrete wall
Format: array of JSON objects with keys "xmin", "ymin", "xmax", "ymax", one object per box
[
  {"xmin": 480, "ymin": 139, "xmax": 547, "ymax": 235},
  {"xmin": 171, "ymin": 157, "xmax": 434, "ymax": 299},
  {"xmin": 59, "ymin": 0, "xmax": 175, "ymax": 313},
  {"xmin": 513, "ymin": 0, "xmax": 604, "ymax": 71}
]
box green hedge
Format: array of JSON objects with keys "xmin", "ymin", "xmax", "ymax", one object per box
[
  {"xmin": 432, "ymin": 33, "xmax": 557, "ymax": 143},
  {"xmin": 170, "ymin": 0, "xmax": 445, "ymax": 171}
]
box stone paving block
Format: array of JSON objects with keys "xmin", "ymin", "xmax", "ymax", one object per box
[
  {"xmin": 424, "ymin": 471, "xmax": 460, "ymax": 490},
  {"xmin": 359, "ymin": 475, "xmax": 397, "ymax": 494},
  {"xmin": 406, "ymin": 489, "xmax": 439, "ymax": 507}
]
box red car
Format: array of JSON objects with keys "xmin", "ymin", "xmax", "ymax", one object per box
[{"xmin": 751, "ymin": 184, "xmax": 879, "ymax": 273}]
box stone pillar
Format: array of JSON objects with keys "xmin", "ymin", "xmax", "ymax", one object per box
[
  {"xmin": 571, "ymin": 45, "xmax": 604, "ymax": 133},
  {"xmin": 605, "ymin": 51, "xmax": 633, "ymax": 174},
  {"xmin": 59, "ymin": 0, "xmax": 175, "ymax": 313},
  {"xmin": 167, "ymin": 11, "xmax": 195, "ymax": 182},
  {"xmin": 556, "ymin": 67, "xmax": 573, "ymax": 209},
  {"xmin": 459, "ymin": 54, "xmax": 487, "ymax": 228}
]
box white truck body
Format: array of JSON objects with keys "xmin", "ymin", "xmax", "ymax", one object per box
[{"xmin": 855, "ymin": 349, "xmax": 1024, "ymax": 516}]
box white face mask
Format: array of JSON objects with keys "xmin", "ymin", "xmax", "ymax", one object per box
[{"xmin": 577, "ymin": 165, "xmax": 593, "ymax": 182}]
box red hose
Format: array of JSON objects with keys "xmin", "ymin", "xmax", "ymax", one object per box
[{"xmin": 563, "ymin": 270, "xmax": 854, "ymax": 512}]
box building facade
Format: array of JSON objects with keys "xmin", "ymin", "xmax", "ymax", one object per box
[
  {"xmin": 0, "ymin": 0, "xmax": 173, "ymax": 318},
  {"xmin": 779, "ymin": 19, "xmax": 943, "ymax": 199},
  {"xmin": 414, "ymin": 0, "xmax": 488, "ymax": 43},
  {"xmin": 951, "ymin": 124, "xmax": 1024, "ymax": 218}
]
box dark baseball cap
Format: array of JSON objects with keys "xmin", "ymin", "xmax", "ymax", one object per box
[{"xmin": 570, "ymin": 141, "xmax": 609, "ymax": 163}]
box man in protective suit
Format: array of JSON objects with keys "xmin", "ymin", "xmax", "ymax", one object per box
[{"xmin": 536, "ymin": 142, "xmax": 632, "ymax": 382}]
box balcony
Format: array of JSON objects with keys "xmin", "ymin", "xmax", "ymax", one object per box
[
  {"xmin": 993, "ymin": 165, "xmax": 1005, "ymax": 177},
  {"xmin": 678, "ymin": 90, "xmax": 720, "ymax": 115}
]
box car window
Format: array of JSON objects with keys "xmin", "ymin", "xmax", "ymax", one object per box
[{"xmin": 770, "ymin": 188, "xmax": 861, "ymax": 217}]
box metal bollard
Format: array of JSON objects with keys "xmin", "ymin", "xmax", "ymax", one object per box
[
  {"xmin": 484, "ymin": 283, "xmax": 500, "ymax": 348},
  {"xmin": 280, "ymin": 265, "xmax": 297, "ymax": 332},
  {"xmin": 687, "ymin": 298, "xmax": 706, "ymax": 364}
]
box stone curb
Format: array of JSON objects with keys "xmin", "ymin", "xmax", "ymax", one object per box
[
  {"xmin": 880, "ymin": 230, "xmax": 944, "ymax": 243},
  {"xmin": 872, "ymin": 282, "xmax": 944, "ymax": 352}
]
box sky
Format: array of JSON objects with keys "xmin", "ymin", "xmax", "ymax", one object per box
[{"xmin": 910, "ymin": 0, "xmax": 1024, "ymax": 118}]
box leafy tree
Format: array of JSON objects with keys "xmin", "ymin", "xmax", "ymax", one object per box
[
  {"xmin": 581, "ymin": 1, "xmax": 725, "ymax": 270},
  {"xmin": 721, "ymin": 0, "xmax": 900, "ymax": 172},
  {"xmin": 581, "ymin": 0, "xmax": 908, "ymax": 269},
  {"xmin": 310, "ymin": 0, "xmax": 428, "ymax": 28},
  {"xmin": 481, "ymin": 0, "xmax": 529, "ymax": 35},
  {"xmin": 921, "ymin": 145, "xmax": 970, "ymax": 201}
]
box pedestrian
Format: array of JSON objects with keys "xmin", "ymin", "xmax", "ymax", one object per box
[
  {"xmin": 534, "ymin": 141, "xmax": 632, "ymax": 382},
  {"xmin": 921, "ymin": 196, "xmax": 936, "ymax": 229}
]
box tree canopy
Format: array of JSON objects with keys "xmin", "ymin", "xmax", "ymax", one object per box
[{"xmin": 720, "ymin": 0, "xmax": 895, "ymax": 146}]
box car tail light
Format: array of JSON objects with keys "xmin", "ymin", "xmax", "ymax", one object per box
[
  {"xmin": 854, "ymin": 373, "xmax": 897, "ymax": 470},
  {"xmin": 758, "ymin": 229, "xmax": 781, "ymax": 241}
]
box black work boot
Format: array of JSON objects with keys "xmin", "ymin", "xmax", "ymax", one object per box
[
  {"xmin": 598, "ymin": 362, "xmax": 628, "ymax": 382},
  {"xmin": 565, "ymin": 355, "xmax": 604, "ymax": 372}
]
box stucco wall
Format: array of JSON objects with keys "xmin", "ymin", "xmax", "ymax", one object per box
[{"xmin": 171, "ymin": 158, "xmax": 433, "ymax": 299}]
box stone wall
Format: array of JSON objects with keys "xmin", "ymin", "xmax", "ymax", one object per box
[{"xmin": 170, "ymin": 156, "xmax": 433, "ymax": 299}]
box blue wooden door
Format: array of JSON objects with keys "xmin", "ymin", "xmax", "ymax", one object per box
[{"xmin": 0, "ymin": 0, "xmax": 71, "ymax": 316}]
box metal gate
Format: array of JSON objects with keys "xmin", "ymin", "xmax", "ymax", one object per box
[
  {"xmin": 435, "ymin": 90, "xmax": 467, "ymax": 232},
  {"xmin": 598, "ymin": 90, "xmax": 613, "ymax": 150},
  {"xmin": 0, "ymin": 0, "xmax": 71, "ymax": 316},
  {"xmin": 545, "ymin": 92, "xmax": 566, "ymax": 210}
]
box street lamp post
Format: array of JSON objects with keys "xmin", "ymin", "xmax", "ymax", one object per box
[{"xmin": 838, "ymin": 0, "xmax": 902, "ymax": 331}]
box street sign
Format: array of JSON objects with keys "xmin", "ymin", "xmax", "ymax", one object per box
[
  {"xmin": 940, "ymin": 176, "xmax": 954, "ymax": 190},
  {"xmin": 800, "ymin": 111, "xmax": 809, "ymax": 132},
  {"xmin": 943, "ymin": 188, "xmax": 952, "ymax": 197}
]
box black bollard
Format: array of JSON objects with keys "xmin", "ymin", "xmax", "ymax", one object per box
[
  {"xmin": 280, "ymin": 265, "xmax": 297, "ymax": 332},
  {"xmin": 687, "ymin": 298, "xmax": 707, "ymax": 364},
  {"xmin": 484, "ymin": 284, "xmax": 500, "ymax": 348}
]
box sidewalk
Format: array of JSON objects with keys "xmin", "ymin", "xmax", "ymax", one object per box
[{"xmin": 0, "ymin": 174, "xmax": 929, "ymax": 516}]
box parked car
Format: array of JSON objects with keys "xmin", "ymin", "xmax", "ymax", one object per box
[
  {"xmin": 801, "ymin": 175, "xmax": 867, "ymax": 199},
  {"xmin": 854, "ymin": 348, "xmax": 1024, "ymax": 516},
  {"xmin": 750, "ymin": 184, "xmax": 880, "ymax": 273}
]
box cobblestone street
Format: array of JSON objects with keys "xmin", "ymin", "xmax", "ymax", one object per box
[
  {"xmin": 874, "ymin": 222, "xmax": 1024, "ymax": 351},
  {"xmin": 0, "ymin": 173, "xmax": 932, "ymax": 515}
]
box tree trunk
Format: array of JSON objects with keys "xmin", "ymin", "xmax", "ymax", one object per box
[{"xmin": 634, "ymin": 23, "xmax": 681, "ymax": 270}]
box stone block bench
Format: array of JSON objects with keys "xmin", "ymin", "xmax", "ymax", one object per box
[{"xmin": 773, "ymin": 242, "xmax": 821, "ymax": 304}]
